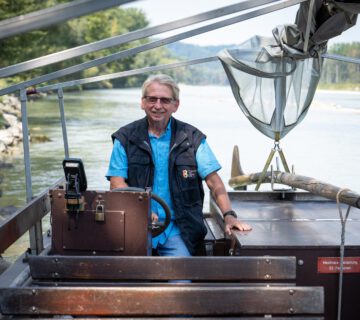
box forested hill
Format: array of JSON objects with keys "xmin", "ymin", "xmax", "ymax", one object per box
[
  {"xmin": 166, "ymin": 43, "xmax": 236, "ymax": 60},
  {"xmin": 167, "ymin": 41, "xmax": 360, "ymax": 89}
]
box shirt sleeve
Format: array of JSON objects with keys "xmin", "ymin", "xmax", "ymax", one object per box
[
  {"xmin": 196, "ymin": 139, "xmax": 221, "ymax": 179},
  {"xmin": 105, "ymin": 139, "xmax": 128, "ymax": 180}
]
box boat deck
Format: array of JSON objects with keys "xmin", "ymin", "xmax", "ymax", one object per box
[
  {"xmin": 1, "ymin": 190, "xmax": 359, "ymax": 318},
  {"xmin": 209, "ymin": 190, "xmax": 360, "ymax": 320},
  {"xmin": 223, "ymin": 191, "xmax": 360, "ymax": 248}
]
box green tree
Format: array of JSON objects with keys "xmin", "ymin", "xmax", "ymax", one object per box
[
  {"xmin": 320, "ymin": 42, "xmax": 360, "ymax": 90},
  {"xmin": 0, "ymin": 1, "xmax": 180, "ymax": 89}
]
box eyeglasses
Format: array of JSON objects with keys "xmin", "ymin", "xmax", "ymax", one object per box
[{"xmin": 143, "ymin": 96, "xmax": 176, "ymax": 105}]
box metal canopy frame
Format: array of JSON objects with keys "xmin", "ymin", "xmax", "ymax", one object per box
[
  {"xmin": 0, "ymin": 0, "xmax": 279, "ymax": 78},
  {"xmin": 0, "ymin": 0, "xmax": 136, "ymax": 40},
  {"xmin": 322, "ymin": 53, "xmax": 360, "ymax": 65},
  {"xmin": 37, "ymin": 57, "xmax": 219, "ymax": 92},
  {"xmin": 0, "ymin": 0, "xmax": 307, "ymax": 96}
]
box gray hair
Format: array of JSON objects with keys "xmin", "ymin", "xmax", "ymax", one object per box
[{"xmin": 142, "ymin": 74, "xmax": 180, "ymax": 100}]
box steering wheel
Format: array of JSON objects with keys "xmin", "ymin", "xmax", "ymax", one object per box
[{"xmin": 111, "ymin": 187, "xmax": 171, "ymax": 237}]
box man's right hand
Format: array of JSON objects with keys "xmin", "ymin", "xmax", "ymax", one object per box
[
  {"xmin": 224, "ymin": 215, "xmax": 252, "ymax": 236},
  {"xmin": 110, "ymin": 176, "xmax": 128, "ymax": 189},
  {"xmin": 151, "ymin": 212, "xmax": 159, "ymax": 222}
]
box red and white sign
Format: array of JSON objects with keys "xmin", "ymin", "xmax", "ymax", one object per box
[{"xmin": 318, "ymin": 257, "xmax": 360, "ymax": 274}]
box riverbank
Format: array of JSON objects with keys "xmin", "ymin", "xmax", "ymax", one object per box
[
  {"xmin": 0, "ymin": 95, "xmax": 22, "ymax": 156},
  {"xmin": 317, "ymin": 83, "xmax": 360, "ymax": 91},
  {"xmin": 0, "ymin": 96, "xmax": 23, "ymax": 222}
]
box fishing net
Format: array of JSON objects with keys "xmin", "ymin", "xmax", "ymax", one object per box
[
  {"xmin": 218, "ymin": 34, "xmax": 322, "ymax": 140},
  {"xmin": 218, "ymin": 0, "xmax": 359, "ymax": 140}
]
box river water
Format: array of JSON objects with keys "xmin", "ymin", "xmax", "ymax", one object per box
[{"xmin": 1, "ymin": 86, "xmax": 360, "ymax": 259}]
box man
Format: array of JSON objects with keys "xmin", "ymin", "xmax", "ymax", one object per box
[{"xmin": 106, "ymin": 74, "xmax": 251, "ymax": 256}]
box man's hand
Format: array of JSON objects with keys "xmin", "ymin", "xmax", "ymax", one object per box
[
  {"xmin": 224, "ymin": 215, "xmax": 252, "ymax": 236},
  {"xmin": 110, "ymin": 176, "xmax": 128, "ymax": 189},
  {"xmin": 205, "ymin": 172, "xmax": 252, "ymax": 236},
  {"xmin": 151, "ymin": 212, "xmax": 159, "ymax": 222}
]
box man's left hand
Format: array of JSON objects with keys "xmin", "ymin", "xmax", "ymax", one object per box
[{"xmin": 224, "ymin": 215, "xmax": 252, "ymax": 236}]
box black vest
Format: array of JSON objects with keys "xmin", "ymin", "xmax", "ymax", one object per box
[{"xmin": 112, "ymin": 117, "xmax": 207, "ymax": 255}]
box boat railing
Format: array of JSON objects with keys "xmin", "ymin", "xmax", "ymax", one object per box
[{"xmin": 0, "ymin": 178, "xmax": 63, "ymax": 255}]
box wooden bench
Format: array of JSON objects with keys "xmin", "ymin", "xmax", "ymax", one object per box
[{"xmin": 0, "ymin": 255, "xmax": 324, "ymax": 318}]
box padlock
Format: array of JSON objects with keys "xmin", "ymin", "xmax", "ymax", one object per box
[{"xmin": 95, "ymin": 204, "xmax": 105, "ymax": 222}]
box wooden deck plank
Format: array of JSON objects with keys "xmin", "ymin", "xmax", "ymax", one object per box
[
  {"xmin": 0, "ymin": 286, "xmax": 324, "ymax": 316},
  {"xmin": 0, "ymin": 317, "xmax": 325, "ymax": 320},
  {"xmin": 29, "ymin": 256, "xmax": 296, "ymax": 280}
]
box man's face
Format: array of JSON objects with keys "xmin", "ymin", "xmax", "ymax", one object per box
[{"xmin": 141, "ymin": 82, "xmax": 179, "ymax": 127}]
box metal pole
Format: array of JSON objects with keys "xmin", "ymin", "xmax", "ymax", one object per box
[
  {"xmin": 20, "ymin": 90, "xmax": 33, "ymax": 204},
  {"xmin": 272, "ymin": 59, "xmax": 290, "ymax": 174},
  {"xmin": 255, "ymin": 147, "xmax": 276, "ymax": 191},
  {"xmin": 278, "ymin": 148, "xmax": 290, "ymax": 173},
  {"xmin": 0, "ymin": 0, "xmax": 136, "ymax": 40},
  {"xmin": 57, "ymin": 88, "xmax": 70, "ymax": 158},
  {"xmin": 19, "ymin": 89, "xmax": 44, "ymax": 254},
  {"xmin": 273, "ymin": 61, "xmax": 287, "ymax": 135},
  {"xmin": 322, "ymin": 53, "xmax": 360, "ymax": 65},
  {"xmin": 303, "ymin": 0, "xmax": 315, "ymax": 53},
  {"xmin": 37, "ymin": 56, "xmax": 218, "ymax": 92}
]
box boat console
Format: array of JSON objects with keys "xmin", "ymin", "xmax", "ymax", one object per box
[
  {"xmin": 50, "ymin": 187, "xmax": 152, "ymax": 256},
  {"xmin": 51, "ymin": 158, "xmax": 174, "ymax": 256}
]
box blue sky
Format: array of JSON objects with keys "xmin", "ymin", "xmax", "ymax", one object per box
[{"xmin": 123, "ymin": 0, "xmax": 359, "ymax": 46}]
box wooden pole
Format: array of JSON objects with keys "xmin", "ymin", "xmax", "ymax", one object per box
[{"xmin": 229, "ymin": 171, "xmax": 360, "ymax": 209}]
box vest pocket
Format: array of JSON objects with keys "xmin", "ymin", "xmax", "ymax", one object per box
[
  {"xmin": 180, "ymin": 186, "xmax": 202, "ymax": 207},
  {"xmin": 175, "ymin": 157, "xmax": 201, "ymax": 207}
]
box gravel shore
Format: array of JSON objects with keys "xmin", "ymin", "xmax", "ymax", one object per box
[{"xmin": 0, "ymin": 95, "xmax": 22, "ymax": 156}]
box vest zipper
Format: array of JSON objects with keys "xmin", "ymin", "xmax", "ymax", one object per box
[
  {"xmin": 169, "ymin": 132, "xmax": 188, "ymax": 212},
  {"xmin": 143, "ymin": 140, "xmax": 154, "ymax": 188},
  {"xmin": 143, "ymin": 140, "xmax": 152, "ymax": 153},
  {"xmin": 170, "ymin": 132, "xmax": 187, "ymax": 154},
  {"xmin": 170, "ymin": 143, "xmax": 177, "ymax": 154}
]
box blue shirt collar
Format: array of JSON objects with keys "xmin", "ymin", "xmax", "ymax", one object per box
[{"xmin": 148, "ymin": 118, "xmax": 172, "ymax": 139}]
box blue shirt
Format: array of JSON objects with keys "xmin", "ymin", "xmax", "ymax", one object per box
[{"xmin": 106, "ymin": 120, "xmax": 221, "ymax": 248}]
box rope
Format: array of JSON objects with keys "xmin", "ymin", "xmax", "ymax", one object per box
[{"xmin": 336, "ymin": 188, "xmax": 351, "ymax": 320}]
